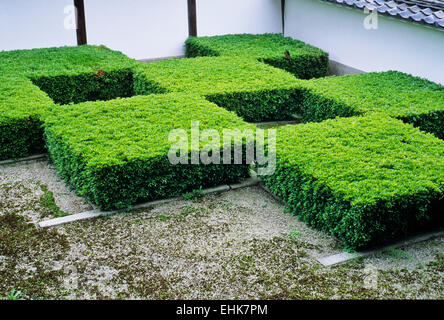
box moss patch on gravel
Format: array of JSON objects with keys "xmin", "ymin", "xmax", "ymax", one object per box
[
  {"xmin": 1, "ymin": 186, "xmax": 443, "ymax": 299},
  {"xmin": 0, "ymin": 213, "xmax": 69, "ymax": 299}
]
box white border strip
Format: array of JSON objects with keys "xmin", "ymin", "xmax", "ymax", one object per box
[
  {"xmin": 38, "ymin": 178, "xmax": 260, "ymax": 228},
  {"xmin": 317, "ymin": 229, "xmax": 444, "ymax": 267},
  {"xmin": 0, "ymin": 154, "xmax": 48, "ymax": 166}
]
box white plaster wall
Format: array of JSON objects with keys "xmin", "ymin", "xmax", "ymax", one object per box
[
  {"xmin": 84, "ymin": 0, "xmax": 189, "ymax": 60},
  {"xmin": 0, "ymin": 0, "xmax": 76, "ymax": 52},
  {"xmin": 197, "ymin": 0, "xmax": 282, "ymax": 36},
  {"xmin": 1, "ymin": 0, "xmax": 283, "ymax": 60},
  {"xmin": 284, "ymin": 0, "xmax": 444, "ymax": 84}
]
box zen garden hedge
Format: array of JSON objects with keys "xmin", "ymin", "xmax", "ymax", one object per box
[{"xmin": 0, "ymin": 33, "xmax": 443, "ymax": 249}]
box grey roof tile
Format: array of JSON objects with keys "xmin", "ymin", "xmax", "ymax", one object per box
[
  {"xmin": 377, "ymin": 4, "xmax": 391, "ymax": 12},
  {"xmin": 354, "ymin": 1, "xmax": 367, "ymax": 8},
  {"xmin": 364, "ymin": 3, "xmax": 378, "ymax": 10},
  {"xmin": 388, "ymin": 7, "xmax": 401, "ymax": 14},
  {"xmin": 386, "ymin": 1, "xmax": 398, "ymax": 8},
  {"xmin": 434, "ymin": 10, "xmax": 444, "ymax": 18},
  {"xmin": 411, "ymin": 12, "xmax": 426, "ymax": 21},
  {"xmin": 320, "ymin": 0, "xmax": 444, "ymax": 29},
  {"xmin": 410, "ymin": 5, "xmax": 422, "ymax": 13},
  {"xmin": 399, "ymin": 9, "xmax": 414, "ymax": 18}
]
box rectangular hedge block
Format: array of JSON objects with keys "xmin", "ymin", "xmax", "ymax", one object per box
[
  {"xmin": 185, "ymin": 33, "xmax": 329, "ymax": 79},
  {"xmin": 134, "ymin": 56, "xmax": 301, "ymax": 122},
  {"xmin": 295, "ymin": 71, "xmax": 444, "ymax": 139},
  {"xmin": 0, "ymin": 77, "xmax": 55, "ymax": 160},
  {"xmin": 0, "ymin": 45, "xmax": 139, "ymax": 78},
  {"xmin": 43, "ymin": 93, "xmax": 256, "ymax": 210},
  {"xmin": 0, "ymin": 45, "xmax": 140, "ymax": 160},
  {"xmin": 261, "ymin": 115, "xmax": 444, "ymax": 249}
]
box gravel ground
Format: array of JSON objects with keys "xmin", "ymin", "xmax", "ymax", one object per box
[
  {"xmin": 0, "ymin": 160, "xmax": 443, "ymax": 300},
  {"xmin": 0, "ymin": 159, "xmax": 92, "ymax": 222}
]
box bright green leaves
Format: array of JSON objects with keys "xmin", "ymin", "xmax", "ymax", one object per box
[
  {"xmin": 134, "ymin": 56, "xmax": 301, "ymax": 122},
  {"xmin": 185, "ymin": 33, "xmax": 329, "ymax": 79},
  {"xmin": 44, "ymin": 94, "xmax": 254, "ymax": 210},
  {"xmin": 261, "ymin": 114, "xmax": 444, "ymax": 249},
  {"xmin": 0, "ymin": 45, "xmax": 139, "ymax": 160},
  {"xmin": 295, "ymin": 71, "xmax": 444, "ymax": 138}
]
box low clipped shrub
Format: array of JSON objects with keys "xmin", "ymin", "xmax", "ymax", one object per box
[
  {"xmin": 260, "ymin": 115, "xmax": 444, "ymax": 249},
  {"xmin": 295, "ymin": 71, "xmax": 444, "ymax": 139},
  {"xmin": 185, "ymin": 33, "xmax": 329, "ymax": 79},
  {"xmin": 43, "ymin": 94, "xmax": 255, "ymax": 210},
  {"xmin": 0, "ymin": 45, "xmax": 139, "ymax": 160},
  {"xmin": 134, "ymin": 56, "xmax": 301, "ymax": 122},
  {"xmin": 0, "ymin": 77, "xmax": 54, "ymax": 160},
  {"xmin": 31, "ymin": 68, "xmax": 135, "ymax": 105}
]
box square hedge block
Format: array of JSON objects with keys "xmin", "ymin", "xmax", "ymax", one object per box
[
  {"xmin": 0, "ymin": 45, "xmax": 139, "ymax": 160},
  {"xmin": 43, "ymin": 93, "xmax": 256, "ymax": 210},
  {"xmin": 134, "ymin": 56, "xmax": 301, "ymax": 122},
  {"xmin": 261, "ymin": 114, "xmax": 444, "ymax": 249},
  {"xmin": 295, "ymin": 71, "xmax": 444, "ymax": 139},
  {"xmin": 185, "ymin": 33, "xmax": 329, "ymax": 79}
]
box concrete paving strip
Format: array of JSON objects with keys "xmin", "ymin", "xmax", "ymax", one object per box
[
  {"xmin": 38, "ymin": 209, "xmax": 105, "ymax": 228},
  {"xmin": 0, "ymin": 154, "xmax": 48, "ymax": 166},
  {"xmin": 318, "ymin": 229, "xmax": 444, "ymax": 267},
  {"xmin": 254, "ymin": 120, "xmax": 300, "ymax": 127},
  {"xmin": 229, "ymin": 177, "xmax": 261, "ymax": 190},
  {"xmin": 38, "ymin": 178, "xmax": 260, "ymax": 228}
]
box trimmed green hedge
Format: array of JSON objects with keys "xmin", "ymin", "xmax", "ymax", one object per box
[
  {"xmin": 185, "ymin": 33, "xmax": 329, "ymax": 79},
  {"xmin": 0, "ymin": 77, "xmax": 55, "ymax": 160},
  {"xmin": 43, "ymin": 93, "xmax": 255, "ymax": 210},
  {"xmin": 134, "ymin": 56, "xmax": 301, "ymax": 122},
  {"xmin": 0, "ymin": 45, "xmax": 139, "ymax": 160},
  {"xmin": 295, "ymin": 71, "xmax": 444, "ymax": 139},
  {"xmin": 31, "ymin": 69, "xmax": 135, "ymax": 105},
  {"xmin": 0, "ymin": 45, "xmax": 138, "ymax": 78},
  {"xmin": 261, "ymin": 115, "xmax": 444, "ymax": 249}
]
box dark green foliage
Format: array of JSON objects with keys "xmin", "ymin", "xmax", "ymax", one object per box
[
  {"xmin": 0, "ymin": 45, "xmax": 138, "ymax": 77},
  {"xmin": 0, "ymin": 45, "xmax": 139, "ymax": 160},
  {"xmin": 31, "ymin": 69, "xmax": 135, "ymax": 105},
  {"xmin": 260, "ymin": 115, "xmax": 444, "ymax": 249},
  {"xmin": 44, "ymin": 94, "xmax": 255, "ymax": 210},
  {"xmin": 0, "ymin": 77, "xmax": 53, "ymax": 160},
  {"xmin": 182, "ymin": 187, "xmax": 204, "ymax": 200},
  {"xmin": 185, "ymin": 33, "xmax": 329, "ymax": 79},
  {"xmin": 134, "ymin": 56, "xmax": 301, "ymax": 122},
  {"xmin": 295, "ymin": 71, "xmax": 444, "ymax": 138}
]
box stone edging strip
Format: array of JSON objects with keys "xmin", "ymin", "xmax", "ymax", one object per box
[
  {"xmin": 0, "ymin": 154, "xmax": 48, "ymax": 166},
  {"xmin": 38, "ymin": 177, "xmax": 261, "ymax": 228},
  {"xmin": 317, "ymin": 229, "xmax": 444, "ymax": 267}
]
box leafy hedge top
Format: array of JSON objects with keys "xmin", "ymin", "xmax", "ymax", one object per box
[
  {"xmin": 0, "ymin": 45, "xmax": 138, "ymax": 78},
  {"xmin": 0, "ymin": 45, "xmax": 139, "ymax": 124},
  {"xmin": 295, "ymin": 71, "xmax": 444, "ymax": 118},
  {"xmin": 44, "ymin": 93, "xmax": 255, "ymax": 167},
  {"xmin": 185, "ymin": 33, "xmax": 327, "ymax": 60},
  {"xmin": 275, "ymin": 114, "xmax": 444, "ymax": 206},
  {"xmin": 135, "ymin": 56, "xmax": 298, "ymax": 95},
  {"xmin": 0, "ymin": 76, "xmax": 55, "ymax": 124}
]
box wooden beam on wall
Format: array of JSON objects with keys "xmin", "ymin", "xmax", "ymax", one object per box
[
  {"xmin": 281, "ymin": 0, "xmax": 286, "ymax": 35},
  {"xmin": 74, "ymin": 0, "xmax": 87, "ymax": 45},
  {"xmin": 187, "ymin": 0, "xmax": 197, "ymax": 37}
]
